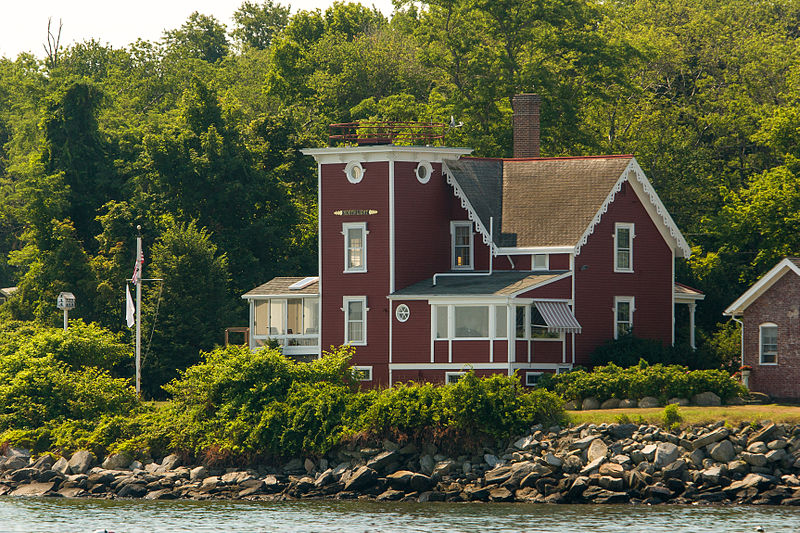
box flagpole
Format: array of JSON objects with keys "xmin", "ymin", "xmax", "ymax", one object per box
[{"xmin": 135, "ymin": 225, "xmax": 142, "ymax": 396}]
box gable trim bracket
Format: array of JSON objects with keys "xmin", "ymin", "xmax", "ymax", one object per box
[
  {"xmin": 575, "ymin": 158, "xmax": 691, "ymax": 259},
  {"xmin": 442, "ymin": 160, "xmax": 498, "ymax": 255}
]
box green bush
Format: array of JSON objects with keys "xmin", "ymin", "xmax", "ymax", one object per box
[
  {"xmin": 590, "ymin": 334, "xmax": 721, "ymax": 369},
  {"xmin": 662, "ymin": 404, "xmax": 683, "ymax": 430},
  {"xmin": 539, "ymin": 360, "xmax": 746, "ymax": 403}
]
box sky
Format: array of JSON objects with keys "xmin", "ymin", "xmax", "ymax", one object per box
[{"xmin": 0, "ymin": 0, "xmax": 396, "ymax": 59}]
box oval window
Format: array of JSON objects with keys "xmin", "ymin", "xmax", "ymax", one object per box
[
  {"xmin": 395, "ymin": 304, "xmax": 410, "ymax": 322},
  {"xmin": 344, "ymin": 161, "xmax": 365, "ymax": 184},
  {"xmin": 415, "ymin": 161, "xmax": 433, "ymax": 184}
]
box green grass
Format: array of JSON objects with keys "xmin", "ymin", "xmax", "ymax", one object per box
[{"xmin": 567, "ymin": 404, "xmax": 800, "ymax": 428}]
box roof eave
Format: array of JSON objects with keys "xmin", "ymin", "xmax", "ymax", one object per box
[{"xmin": 723, "ymin": 258, "xmax": 800, "ymax": 315}]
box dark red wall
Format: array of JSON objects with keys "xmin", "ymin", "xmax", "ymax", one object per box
[{"xmin": 573, "ymin": 180, "xmax": 673, "ymax": 365}]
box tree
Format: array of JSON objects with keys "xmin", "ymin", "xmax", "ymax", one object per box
[
  {"xmin": 140, "ymin": 219, "xmax": 232, "ymax": 398},
  {"xmin": 163, "ymin": 12, "xmax": 229, "ymax": 63},
  {"xmin": 232, "ymin": 1, "xmax": 291, "ymax": 50}
]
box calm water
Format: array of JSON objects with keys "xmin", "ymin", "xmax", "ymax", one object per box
[{"xmin": 0, "ymin": 498, "xmax": 797, "ymax": 533}]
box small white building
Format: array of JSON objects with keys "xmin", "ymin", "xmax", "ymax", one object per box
[{"xmin": 0, "ymin": 287, "xmax": 17, "ymax": 305}]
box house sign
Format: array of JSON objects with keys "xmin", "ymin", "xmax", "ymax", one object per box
[{"xmin": 333, "ymin": 209, "xmax": 378, "ymax": 216}]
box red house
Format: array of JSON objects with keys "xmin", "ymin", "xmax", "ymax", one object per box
[
  {"xmin": 243, "ymin": 94, "xmax": 697, "ymax": 387},
  {"xmin": 724, "ymin": 258, "xmax": 800, "ymax": 399}
]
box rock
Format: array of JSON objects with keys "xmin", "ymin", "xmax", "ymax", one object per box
[
  {"xmin": 67, "ymin": 450, "xmax": 95, "ymax": 475},
  {"xmin": 741, "ymin": 452, "xmax": 768, "ymax": 467},
  {"xmin": 687, "ymin": 448, "xmax": 705, "ymax": 468},
  {"xmin": 343, "ymin": 466, "xmax": 377, "ymax": 492},
  {"xmin": 768, "ymin": 439, "xmax": 788, "ymax": 450},
  {"xmin": 581, "ymin": 397, "xmax": 600, "ymax": 410},
  {"xmin": 1, "ymin": 455, "xmax": 29, "ymax": 472},
  {"xmin": 58, "ymin": 487, "xmax": 87, "ymax": 498},
  {"xmin": 567, "ymin": 476, "xmax": 591, "ymax": 500},
  {"xmin": 667, "ymin": 397, "xmax": 690, "ymax": 406},
  {"xmin": 376, "ymin": 489, "xmax": 405, "ymax": 501},
  {"xmin": 10, "ymin": 482, "xmax": 56, "ymax": 497},
  {"xmin": 513, "ymin": 435, "xmax": 539, "ymax": 451},
  {"xmin": 638, "ymin": 396, "xmax": 660, "ymax": 408},
  {"xmin": 692, "ymin": 428, "xmax": 730, "ymax": 450},
  {"xmin": 766, "ymin": 449, "xmax": 787, "ymax": 463},
  {"xmin": 303, "ymin": 458, "xmax": 315, "ymax": 474},
  {"xmin": 484, "ymin": 465, "xmax": 513, "ymax": 485},
  {"xmin": 410, "ymin": 473, "xmax": 434, "ymax": 492},
  {"xmin": 432, "ymin": 460, "xmax": 456, "ymax": 477},
  {"xmin": 386, "ymin": 470, "xmax": 414, "ymax": 489},
  {"xmin": 464, "ymin": 483, "xmax": 491, "ymax": 501},
  {"xmin": 543, "ymin": 453, "xmax": 562, "ymax": 468},
  {"xmin": 691, "ymin": 392, "xmax": 721, "ymax": 406},
  {"xmin": 727, "ymin": 460, "xmax": 749, "ymax": 476},
  {"xmin": 101, "ymin": 453, "xmax": 132, "ymax": 470},
  {"xmin": 748, "ymin": 423, "xmax": 780, "ymax": 446},
  {"xmin": 283, "ymin": 458, "xmax": 304, "ymax": 473},
  {"xmin": 662, "ymin": 459, "xmax": 687, "ymax": 479},
  {"xmin": 483, "ymin": 454, "xmax": 501, "ymax": 467},
  {"xmin": 747, "ymin": 441, "xmax": 768, "ymax": 454},
  {"xmin": 723, "ymin": 473, "xmax": 775, "ymax": 493},
  {"xmin": 314, "ymin": 468, "xmax": 337, "ymax": 488},
  {"xmin": 580, "ymin": 456, "xmax": 606, "ymax": 475},
  {"xmin": 160, "ymin": 454, "xmax": 181, "ymax": 471},
  {"xmin": 488, "ymin": 486, "xmax": 514, "ymax": 502},
  {"xmin": 31, "ymin": 454, "xmax": 54, "ymax": 471},
  {"xmin": 619, "ymin": 399, "xmax": 637, "ymax": 408},
  {"xmin": 726, "ymin": 396, "xmax": 745, "ymax": 405},
  {"xmin": 221, "ymin": 471, "xmax": 254, "ymax": 485},
  {"xmin": 599, "ymin": 463, "xmax": 624, "ymax": 478},
  {"xmin": 611, "ymin": 454, "xmax": 632, "ymax": 468},
  {"xmin": 701, "ymin": 465, "xmax": 726, "ymax": 485},
  {"xmin": 641, "ymin": 444, "xmax": 658, "ymax": 462},
  {"xmin": 600, "ymin": 398, "xmax": 621, "ymax": 409},
  {"xmin": 146, "ymin": 488, "xmax": 178, "ymax": 500},
  {"xmin": 418, "ymin": 490, "xmax": 446, "ymax": 502},
  {"xmin": 587, "ymin": 439, "xmax": 608, "ymax": 463},
  {"xmin": 190, "ymin": 466, "xmax": 208, "ymax": 481},
  {"xmin": 419, "ymin": 455, "xmax": 435, "ymax": 475},
  {"xmin": 708, "ymin": 440, "xmax": 736, "ymax": 463},
  {"xmin": 609, "ymin": 423, "xmax": 637, "ymax": 440},
  {"xmin": 572, "ymin": 436, "xmax": 597, "ymax": 451},
  {"xmin": 644, "ymin": 483, "xmax": 673, "ymax": 501},
  {"xmin": 366, "ymin": 450, "xmax": 399, "ymax": 472},
  {"xmin": 748, "ymin": 392, "xmax": 771, "ymax": 404},
  {"xmin": 562, "ymin": 455, "xmax": 583, "ymax": 474}
]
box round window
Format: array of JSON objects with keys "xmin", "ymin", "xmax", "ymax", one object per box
[
  {"xmin": 395, "ymin": 304, "xmax": 410, "ymax": 322},
  {"xmin": 415, "ymin": 161, "xmax": 433, "ymax": 184},
  {"xmin": 344, "ymin": 161, "xmax": 365, "ymax": 184}
]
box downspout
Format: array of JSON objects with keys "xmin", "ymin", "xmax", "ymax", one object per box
[
  {"xmin": 732, "ymin": 316, "xmax": 746, "ymax": 388},
  {"xmin": 434, "ymin": 217, "xmax": 494, "ymax": 286}
]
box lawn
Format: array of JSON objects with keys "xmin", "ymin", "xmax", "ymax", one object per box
[{"xmin": 567, "ymin": 404, "xmax": 800, "ymax": 427}]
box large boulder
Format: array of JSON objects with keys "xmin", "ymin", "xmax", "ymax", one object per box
[
  {"xmin": 587, "ymin": 439, "xmax": 608, "ymax": 463},
  {"xmin": 654, "ymin": 442, "xmax": 680, "ymax": 469},
  {"xmin": 10, "ymin": 482, "xmax": 56, "ymax": 497},
  {"xmin": 52, "ymin": 457, "xmax": 70, "ymax": 475},
  {"xmin": 102, "ymin": 453, "xmax": 132, "ymax": 470},
  {"xmin": 638, "ymin": 397, "xmax": 660, "ymax": 408},
  {"xmin": 68, "ymin": 450, "xmax": 95, "ymax": 475},
  {"xmin": 343, "ymin": 466, "xmax": 378, "ymax": 492},
  {"xmin": 159, "ymin": 454, "xmax": 181, "ymax": 471},
  {"xmin": 600, "ymin": 398, "xmax": 621, "ymax": 409},
  {"xmin": 708, "ymin": 440, "xmax": 736, "ymax": 463},
  {"xmin": 691, "ymin": 392, "xmax": 721, "ymax": 406},
  {"xmin": 581, "ymin": 397, "xmax": 600, "ymax": 410},
  {"xmin": 366, "ymin": 450, "xmax": 399, "ymax": 472}
]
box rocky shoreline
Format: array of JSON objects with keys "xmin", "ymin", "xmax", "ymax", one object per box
[{"xmin": 2, "ymin": 421, "xmax": 800, "ymax": 505}]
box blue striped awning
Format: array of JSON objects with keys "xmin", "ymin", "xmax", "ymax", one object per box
[{"xmin": 533, "ymin": 301, "xmax": 582, "ymax": 334}]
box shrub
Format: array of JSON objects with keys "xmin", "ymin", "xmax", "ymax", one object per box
[
  {"xmin": 662, "ymin": 404, "xmax": 683, "ymax": 430},
  {"xmin": 591, "ymin": 334, "xmax": 722, "ymax": 370},
  {"xmin": 539, "ymin": 360, "xmax": 746, "ymax": 403}
]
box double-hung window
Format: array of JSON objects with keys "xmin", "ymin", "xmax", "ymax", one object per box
[
  {"xmin": 343, "ymin": 222, "xmax": 367, "ymax": 273},
  {"xmin": 343, "ymin": 296, "xmax": 367, "ymax": 345},
  {"xmin": 614, "ymin": 296, "xmax": 634, "ymax": 338},
  {"xmin": 451, "ymin": 221, "xmax": 473, "ymax": 270},
  {"xmin": 614, "ymin": 223, "xmax": 634, "ymax": 272},
  {"xmin": 759, "ymin": 323, "xmax": 777, "ymax": 364}
]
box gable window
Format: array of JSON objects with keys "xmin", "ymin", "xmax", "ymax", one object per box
[
  {"xmin": 343, "ymin": 296, "xmax": 368, "ymax": 345},
  {"xmin": 451, "ymin": 221, "xmax": 473, "ymax": 270},
  {"xmin": 343, "ymin": 222, "xmax": 367, "ymax": 273},
  {"xmin": 614, "ymin": 223, "xmax": 634, "ymax": 272},
  {"xmin": 759, "ymin": 323, "xmax": 778, "ymax": 364},
  {"xmin": 532, "ymin": 254, "xmax": 549, "ymax": 271},
  {"xmin": 614, "ymin": 296, "xmax": 634, "ymax": 338}
]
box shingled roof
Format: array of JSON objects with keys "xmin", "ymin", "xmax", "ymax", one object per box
[{"xmin": 444, "ymin": 155, "xmax": 633, "ymax": 249}]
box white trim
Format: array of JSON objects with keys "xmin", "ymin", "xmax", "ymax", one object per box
[
  {"xmin": 497, "ymin": 246, "xmax": 575, "ymax": 255},
  {"xmin": 244, "ymin": 292, "xmax": 320, "ymax": 300},
  {"xmin": 442, "ymin": 161, "xmax": 497, "ymax": 253},
  {"xmin": 613, "ymin": 222, "xmax": 634, "ymax": 273},
  {"xmin": 342, "ymin": 296, "xmax": 368, "ymax": 346},
  {"xmin": 415, "ymin": 160, "xmax": 433, "ymax": 184},
  {"xmin": 389, "ymin": 160, "xmax": 395, "ymax": 293},
  {"xmin": 344, "ymin": 160, "xmax": 365, "ymax": 184},
  {"xmin": 575, "ymin": 158, "xmax": 691, "ymax": 259},
  {"xmin": 509, "ymin": 271, "xmax": 573, "ymax": 297},
  {"xmin": 614, "ymin": 296, "xmax": 635, "ymax": 339},
  {"xmin": 532, "ymin": 253, "xmax": 549, "ymax": 271},
  {"xmin": 302, "ymin": 145, "xmax": 472, "ymax": 165},
  {"xmin": 342, "ymin": 222, "xmax": 368, "ymax": 273},
  {"xmin": 445, "ymin": 371, "xmax": 467, "ymax": 384},
  {"xmin": 724, "ymin": 258, "xmax": 800, "ymax": 315},
  {"xmin": 317, "ymin": 162, "xmax": 323, "ymax": 359},
  {"xmin": 759, "ymin": 322, "xmax": 778, "ymax": 365},
  {"xmin": 352, "ymin": 366, "xmax": 373, "ymax": 381},
  {"xmin": 450, "ymin": 221, "xmax": 474, "ymax": 270},
  {"xmin": 671, "ymin": 249, "xmax": 675, "ymax": 346}
]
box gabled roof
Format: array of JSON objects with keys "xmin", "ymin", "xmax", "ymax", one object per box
[
  {"xmin": 242, "ymin": 277, "xmax": 319, "ymax": 298},
  {"xmin": 724, "ymin": 258, "xmax": 800, "ymax": 316},
  {"xmin": 0, "ymin": 287, "xmax": 17, "ymax": 298},
  {"xmin": 390, "ymin": 271, "xmax": 569, "ymax": 298},
  {"xmin": 443, "ymin": 155, "xmax": 691, "ymax": 258}
]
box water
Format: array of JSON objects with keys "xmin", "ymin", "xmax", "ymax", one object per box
[{"xmin": 0, "ymin": 498, "xmax": 797, "ymax": 533}]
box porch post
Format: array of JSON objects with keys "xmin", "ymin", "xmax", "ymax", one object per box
[{"xmin": 689, "ymin": 302, "xmax": 697, "ymax": 350}]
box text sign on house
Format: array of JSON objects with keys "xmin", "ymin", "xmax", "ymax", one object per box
[{"xmin": 333, "ymin": 209, "xmax": 378, "ymax": 216}]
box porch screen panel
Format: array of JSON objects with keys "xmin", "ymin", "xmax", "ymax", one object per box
[
  {"xmin": 287, "ymin": 299, "xmax": 303, "ymax": 335},
  {"xmin": 254, "ymin": 301, "xmax": 269, "ymax": 335},
  {"xmin": 303, "ymin": 298, "xmax": 319, "ymax": 334},
  {"xmin": 454, "ymin": 306, "xmax": 489, "ymax": 338},
  {"xmin": 269, "ymin": 300, "xmax": 285, "ymax": 335}
]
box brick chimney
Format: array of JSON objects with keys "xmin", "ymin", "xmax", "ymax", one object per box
[{"xmin": 512, "ymin": 93, "xmax": 541, "ymax": 158}]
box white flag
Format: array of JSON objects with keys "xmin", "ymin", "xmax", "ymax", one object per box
[{"xmin": 126, "ymin": 284, "xmax": 135, "ymax": 328}]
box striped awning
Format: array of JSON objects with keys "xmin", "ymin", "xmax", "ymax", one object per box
[{"xmin": 533, "ymin": 301, "xmax": 582, "ymax": 334}]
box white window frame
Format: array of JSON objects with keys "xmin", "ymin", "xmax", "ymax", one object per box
[
  {"xmin": 445, "ymin": 371, "xmax": 466, "ymax": 384},
  {"xmin": 343, "ymin": 296, "xmax": 368, "ymax": 346},
  {"xmin": 532, "ymin": 253, "xmax": 549, "ymax": 271},
  {"xmin": 759, "ymin": 322, "xmax": 778, "ymax": 365},
  {"xmin": 352, "ymin": 366, "xmax": 373, "ymax": 381},
  {"xmin": 344, "ymin": 160, "xmax": 365, "ymax": 184},
  {"xmin": 451, "ymin": 221, "xmax": 474, "ymax": 270},
  {"xmin": 342, "ymin": 222, "xmax": 368, "ymax": 273},
  {"xmin": 415, "ymin": 160, "xmax": 433, "ymax": 184},
  {"xmin": 395, "ymin": 303, "xmax": 410, "ymax": 323},
  {"xmin": 614, "ymin": 296, "xmax": 635, "ymax": 339},
  {"xmin": 432, "ymin": 304, "xmax": 508, "ymax": 341},
  {"xmin": 526, "ymin": 372, "xmax": 543, "ymax": 387},
  {"xmin": 614, "ymin": 222, "xmax": 634, "ymax": 273}
]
